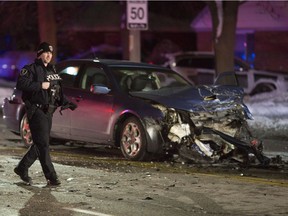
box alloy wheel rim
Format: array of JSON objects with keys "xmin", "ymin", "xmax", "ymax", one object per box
[{"xmin": 121, "ymin": 122, "xmax": 141, "ymax": 157}]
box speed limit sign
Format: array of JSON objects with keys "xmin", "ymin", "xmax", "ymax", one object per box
[{"xmin": 127, "ymin": 0, "xmax": 148, "ymax": 30}]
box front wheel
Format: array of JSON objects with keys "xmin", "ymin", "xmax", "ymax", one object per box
[
  {"xmin": 120, "ymin": 117, "xmax": 150, "ymax": 161},
  {"xmin": 20, "ymin": 113, "xmax": 33, "ymax": 147},
  {"xmin": 250, "ymin": 83, "xmax": 275, "ymax": 96}
]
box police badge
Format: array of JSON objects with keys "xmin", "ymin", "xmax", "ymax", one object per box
[{"xmin": 20, "ymin": 68, "xmax": 29, "ymax": 76}]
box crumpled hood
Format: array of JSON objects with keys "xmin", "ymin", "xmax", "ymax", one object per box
[{"xmin": 131, "ymin": 85, "xmax": 245, "ymax": 112}]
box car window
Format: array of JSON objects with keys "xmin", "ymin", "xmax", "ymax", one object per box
[
  {"xmin": 81, "ymin": 66, "xmax": 108, "ymax": 90},
  {"xmin": 110, "ymin": 67, "xmax": 190, "ymax": 92},
  {"xmin": 58, "ymin": 66, "xmax": 79, "ymax": 87}
]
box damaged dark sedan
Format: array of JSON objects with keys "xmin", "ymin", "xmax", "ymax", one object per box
[{"xmin": 2, "ymin": 59, "xmax": 269, "ymax": 165}]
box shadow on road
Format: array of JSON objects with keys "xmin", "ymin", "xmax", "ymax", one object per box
[{"xmin": 17, "ymin": 183, "xmax": 73, "ymax": 216}]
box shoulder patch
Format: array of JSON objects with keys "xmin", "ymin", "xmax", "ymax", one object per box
[{"xmin": 20, "ymin": 68, "xmax": 29, "ymax": 76}]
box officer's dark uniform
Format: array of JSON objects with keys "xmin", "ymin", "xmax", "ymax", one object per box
[{"xmin": 14, "ymin": 42, "xmax": 76, "ymax": 185}]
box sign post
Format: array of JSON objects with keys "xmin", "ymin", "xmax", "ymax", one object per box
[{"xmin": 126, "ymin": 0, "xmax": 148, "ymax": 62}]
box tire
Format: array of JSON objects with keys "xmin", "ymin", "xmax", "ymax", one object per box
[
  {"xmin": 20, "ymin": 113, "xmax": 33, "ymax": 147},
  {"xmin": 120, "ymin": 116, "xmax": 149, "ymax": 161},
  {"xmin": 250, "ymin": 83, "xmax": 275, "ymax": 96}
]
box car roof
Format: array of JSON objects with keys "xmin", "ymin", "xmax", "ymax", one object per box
[
  {"xmin": 58, "ymin": 58, "xmax": 170, "ymax": 70},
  {"xmin": 165, "ymin": 51, "xmax": 252, "ymax": 69},
  {"xmin": 166, "ymin": 51, "xmax": 215, "ymax": 58}
]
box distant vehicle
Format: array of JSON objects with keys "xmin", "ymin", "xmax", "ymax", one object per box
[
  {"xmin": 2, "ymin": 59, "xmax": 268, "ymax": 164},
  {"xmin": 164, "ymin": 51, "xmax": 288, "ymax": 95},
  {"xmin": 0, "ymin": 51, "xmax": 35, "ymax": 81}
]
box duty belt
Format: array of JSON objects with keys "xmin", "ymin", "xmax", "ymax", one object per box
[{"xmin": 35, "ymin": 104, "xmax": 57, "ymax": 114}]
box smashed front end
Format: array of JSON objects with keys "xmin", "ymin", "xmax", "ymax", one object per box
[{"xmin": 144, "ymin": 85, "xmax": 269, "ymax": 165}]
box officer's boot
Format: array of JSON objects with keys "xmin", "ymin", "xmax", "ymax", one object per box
[
  {"xmin": 47, "ymin": 178, "xmax": 61, "ymax": 186},
  {"xmin": 46, "ymin": 172, "xmax": 61, "ymax": 186},
  {"xmin": 14, "ymin": 166, "xmax": 32, "ymax": 185}
]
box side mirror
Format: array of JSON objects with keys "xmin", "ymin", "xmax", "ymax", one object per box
[{"xmin": 90, "ymin": 84, "xmax": 111, "ymax": 94}]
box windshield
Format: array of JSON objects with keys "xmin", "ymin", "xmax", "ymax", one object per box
[{"xmin": 110, "ymin": 67, "xmax": 191, "ymax": 92}]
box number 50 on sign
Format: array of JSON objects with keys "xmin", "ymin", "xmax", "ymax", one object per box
[{"xmin": 127, "ymin": 0, "xmax": 148, "ymax": 30}]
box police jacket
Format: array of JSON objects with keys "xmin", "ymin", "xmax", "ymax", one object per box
[{"xmin": 16, "ymin": 58, "xmax": 67, "ymax": 107}]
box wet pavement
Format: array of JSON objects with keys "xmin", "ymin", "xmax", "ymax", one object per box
[
  {"xmin": 1, "ymin": 109, "xmax": 288, "ymax": 215},
  {"xmin": 1, "ymin": 148, "xmax": 288, "ymax": 216}
]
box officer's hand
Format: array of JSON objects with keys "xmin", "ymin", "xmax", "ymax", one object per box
[
  {"xmin": 42, "ymin": 82, "xmax": 50, "ymax": 89},
  {"xmin": 68, "ymin": 102, "xmax": 77, "ymax": 111}
]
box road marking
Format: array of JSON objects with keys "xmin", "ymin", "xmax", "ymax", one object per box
[
  {"xmin": 197, "ymin": 172, "xmax": 288, "ymax": 187},
  {"xmin": 63, "ymin": 207, "xmax": 113, "ymax": 216}
]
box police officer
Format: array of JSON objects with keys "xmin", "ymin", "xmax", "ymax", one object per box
[{"xmin": 14, "ymin": 42, "xmax": 77, "ymax": 186}]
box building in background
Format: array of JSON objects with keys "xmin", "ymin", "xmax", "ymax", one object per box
[
  {"xmin": 191, "ymin": 1, "xmax": 288, "ymax": 72},
  {"xmin": 1, "ymin": 1, "xmax": 287, "ymax": 80}
]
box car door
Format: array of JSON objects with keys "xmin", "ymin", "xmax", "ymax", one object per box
[
  {"xmin": 51, "ymin": 63, "xmax": 81, "ymax": 140},
  {"xmin": 69, "ymin": 63, "xmax": 114, "ymax": 143}
]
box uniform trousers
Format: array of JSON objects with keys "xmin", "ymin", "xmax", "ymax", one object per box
[{"xmin": 17, "ymin": 108, "xmax": 57, "ymax": 180}]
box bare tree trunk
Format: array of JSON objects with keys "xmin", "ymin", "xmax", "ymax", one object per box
[
  {"xmin": 37, "ymin": 1, "xmax": 57, "ymax": 61},
  {"xmin": 207, "ymin": 1, "xmax": 240, "ymax": 76}
]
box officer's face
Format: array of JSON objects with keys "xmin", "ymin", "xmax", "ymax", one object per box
[{"xmin": 39, "ymin": 51, "xmax": 53, "ymax": 66}]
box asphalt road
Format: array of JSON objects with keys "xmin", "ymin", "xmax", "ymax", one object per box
[{"xmin": 1, "ymin": 111, "xmax": 288, "ymax": 216}]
